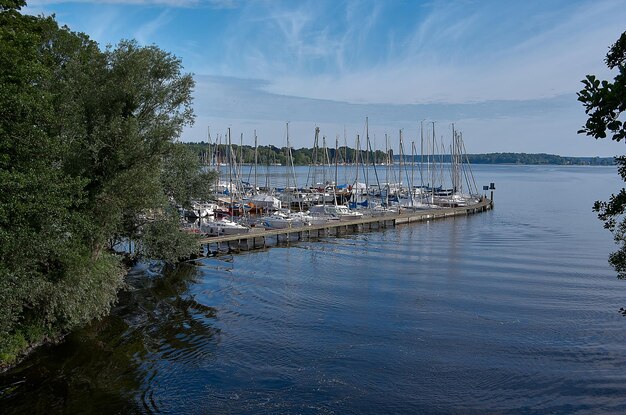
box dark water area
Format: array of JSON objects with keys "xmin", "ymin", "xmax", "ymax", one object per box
[{"xmin": 2, "ymin": 165, "xmax": 626, "ymax": 414}]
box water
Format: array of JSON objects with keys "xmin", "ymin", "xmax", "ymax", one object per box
[{"xmin": 2, "ymin": 165, "xmax": 626, "ymax": 414}]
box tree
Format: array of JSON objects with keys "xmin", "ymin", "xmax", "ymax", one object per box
[
  {"xmin": 161, "ymin": 142, "xmax": 215, "ymax": 209},
  {"xmin": 0, "ymin": 2, "xmax": 214, "ymax": 364},
  {"xmin": 578, "ymin": 31, "xmax": 626, "ymax": 277},
  {"xmin": 0, "ymin": 0, "xmax": 110, "ymax": 361}
]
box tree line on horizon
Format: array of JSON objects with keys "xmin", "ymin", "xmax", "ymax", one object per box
[{"xmin": 182, "ymin": 142, "xmax": 615, "ymax": 166}]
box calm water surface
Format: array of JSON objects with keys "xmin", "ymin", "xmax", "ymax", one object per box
[{"xmin": 2, "ymin": 165, "xmax": 626, "ymax": 414}]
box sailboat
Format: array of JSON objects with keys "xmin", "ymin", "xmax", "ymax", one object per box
[
  {"xmin": 200, "ymin": 217, "xmax": 250, "ymax": 236},
  {"xmin": 262, "ymin": 210, "xmax": 311, "ymax": 229}
]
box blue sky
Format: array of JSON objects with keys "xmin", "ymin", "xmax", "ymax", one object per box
[{"xmin": 25, "ymin": 0, "xmax": 626, "ymax": 156}]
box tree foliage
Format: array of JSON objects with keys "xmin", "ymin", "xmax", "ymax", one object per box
[
  {"xmin": 0, "ymin": 2, "xmax": 214, "ymax": 363},
  {"xmin": 161, "ymin": 143, "xmax": 215, "ymax": 208},
  {"xmin": 578, "ymin": 31, "xmax": 626, "ymax": 277}
]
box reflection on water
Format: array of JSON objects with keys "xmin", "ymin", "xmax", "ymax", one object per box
[
  {"xmin": 0, "ymin": 263, "xmax": 219, "ymax": 414},
  {"xmin": 2, "ymin": 165, "xmax": 626, "ymax": 414}
]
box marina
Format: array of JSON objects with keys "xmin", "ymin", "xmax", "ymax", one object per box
[
  {"xmin": 198, "ymin": 197, "xmax": 493, "ymax": 255},
  {"xmin": 185, "ymin": 121, "xmax": 492, "ymax": 257}
]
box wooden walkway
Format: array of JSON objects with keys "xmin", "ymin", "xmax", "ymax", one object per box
[{"xmin": 198, "ymin": 197, "xmax": 493, "ymax": 255}]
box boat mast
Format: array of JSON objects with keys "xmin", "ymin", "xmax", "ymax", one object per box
[
  {"xmin": 343, "ymin": 125, "xmax": 348, "ymax": 184},
  {"xmin": 367, "ymin": 130, "xmax": 384, "ymax": 207},
  {"xmin": 286, "ymin": 122, "xmax": 300, "ymax": 211},
  {"xmin": 239, "ymin": 133, "xmax": 243, "ymax": 182},
  {"xmin": 354, "ymin": 134, "xmax": 360, "ymax": 202},
  {"xmin": 254, "ymin": 130, "xmax": 258, "ymax": 194},
  {"xmin": 285, "ymin": 122, "xmax": 290, "ymax": 206},
  {"xmin": 451, "ymin": 123, "xmax": 457, "ymax": 194},
  {"xmin": 411, "ymin": 140, "xmax": 416, "ymax": 206},
  {"xmin": 419, "ymin": 121, "xmax": 424, "ymax": 201},
  {"xmin": 365, "ymin": 117, "xmax": 370, "ymax": 190},
  {"xmin": 205, "ymin": 125, "xmax": 210, "ymax": 165},
  {"xmin": 308, "ymin": 126, "xmax": 320, "ymax": 188},
  {"xmin": 207, "ymin": 124, "xmax": 214, "ymax": 168},
  {"xmin": 334, "ymin": 135, "xmax": 339, "ymax": 206},
  {"xmin": 398, "ymin": 129, "xmax": 403, "ymax": 204},
  {"xmin": 228, "ymin": 128, "xmax": 233, "ymax": 214},
  {"xmin": 431, "ymin": 122, "xmax": 436, "ymax": 203},
  {"xmin": 385, "ymin": 133, "xmax": 389, "ymax": 192},
  {"xmin": 322, "ymin": 135, "xmax": 328, "ymax": 187}
]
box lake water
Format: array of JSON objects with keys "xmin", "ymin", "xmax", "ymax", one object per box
[{"xmin": 2, "ymin": 165, "xmax": 626, "ymax": 414}]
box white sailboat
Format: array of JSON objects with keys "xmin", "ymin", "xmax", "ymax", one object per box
[
  {"xmin": 308, "ymin": 204, "xmax": 363, "ymax": 221},
  {"xmin": 201, "ymin": 217, "xmax": 250, "ymax": 236},
  {"xmin": 262, "ymin": 211, "xmax": 310, "ymax": 229}
]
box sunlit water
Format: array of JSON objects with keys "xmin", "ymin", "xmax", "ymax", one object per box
[{"xmin": 2, "ymin": 165, "xmax": 626, "ymax": 414}]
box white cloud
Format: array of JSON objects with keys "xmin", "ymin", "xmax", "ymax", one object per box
[{"xmin": 244, "ymin": 0, "xmax": 626, "ymax": 105}]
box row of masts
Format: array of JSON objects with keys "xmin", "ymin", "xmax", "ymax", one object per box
[{"xmin": 198, "ymin": 119, "xmax": 479, "ymax": 212}]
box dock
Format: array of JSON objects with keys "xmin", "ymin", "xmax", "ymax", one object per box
[{"xmin": 198, "ymin": 197, "xmax": 493, "ymax": 256}]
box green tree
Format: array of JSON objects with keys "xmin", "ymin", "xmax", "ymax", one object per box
[
  {"xmin": 53, "ymin": 38, "xmax": 197, "ymax": 256},
  {"xmin": 0, "ymin": 1, "xmax": 213, "ymax": 364},
  {"xmin": 578, "ymin": 31, "xmax": 626, "ymax": 277},
  {"xmin": 0, "ymin": 0, "xmax": 108, "ymax": 361},
  {"xmin": 161, "ymin": 142, "xmax": 215, "ymax": 208}
]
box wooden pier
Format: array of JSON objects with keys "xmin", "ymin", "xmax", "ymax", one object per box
[{"xmin": 198, "ymin": 197, "xmax": 493, "ymax": 256}]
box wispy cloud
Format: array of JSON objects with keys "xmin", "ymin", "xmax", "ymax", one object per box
[
  {"xmin": 133, "ymin": 9, "xmax": 172, "ymax": 44},
  {"xmin": 250, "ymin": 0, "xmax": 626, "ymax": 105}
]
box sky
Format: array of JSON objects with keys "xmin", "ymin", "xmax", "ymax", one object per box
[{"xmin": 24, "ymin": 0, "xmax": 626, "ymax": 156}]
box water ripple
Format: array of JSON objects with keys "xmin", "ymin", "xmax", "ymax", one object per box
[{"xmin": 3, "ymin": 166, "xmax": 626, "ymax": 414}]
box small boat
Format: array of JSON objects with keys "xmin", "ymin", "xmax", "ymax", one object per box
[
  {"xmin": 297, "ymin": 212, "xmax": 335, "ymax": 226},
  {"xmin": 201, "ymin": 218, "xmax": 250, "ymax": 236},
  {"xmin": 308, "ymin": 204, "xmax": 363, "ymax": 221},
  {"xmin": 192, "ymin": 201, "xmax": 218, "ymax": 218},
  {"xmin": 263, "ymin": 211, "xmax": 310, "ymax": 229},
  {"xmin": 247, "ymin": 193, "xmax": 282, "ymax": 211},
  {"xmin": 433, "ymin": 193, "xmax": 479, "ymax": 208}
]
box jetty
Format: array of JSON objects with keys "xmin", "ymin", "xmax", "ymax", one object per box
[{"xmin": 198, "ymin": 197, "xmax": 493, "ymax": 256}]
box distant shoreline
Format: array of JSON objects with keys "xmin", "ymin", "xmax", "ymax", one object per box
[
  {"xmin": 462, "ymin": 153, "xmax": 615, "ymax": 166},
  {"xmin": 183, "ymin": 143, "xmax": 615, "ymax": 166},
  {"xmin": 395, "ymin": 153, "xmax": 615, "ymax": 165},
  {"xmin": 393, "ymin": 153, "xmax": 615, "ymax": 165}
]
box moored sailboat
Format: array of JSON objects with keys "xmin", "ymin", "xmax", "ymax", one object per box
[{"xmin": 201, "ymin": 217, "xmax": 250, "ymax": 236}]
